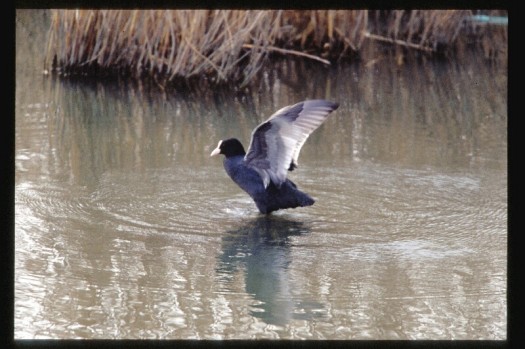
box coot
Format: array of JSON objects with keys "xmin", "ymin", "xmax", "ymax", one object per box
[{"xmin": 211, "ymin": 99, "xmax": 339, "ymax": 214}]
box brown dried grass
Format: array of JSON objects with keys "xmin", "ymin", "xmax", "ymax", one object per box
[{"xmin": 45, "ymin": 10, "xmax": 507, "ymax": 86}]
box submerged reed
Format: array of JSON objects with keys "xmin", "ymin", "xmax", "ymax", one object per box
[{"xmin": 45, "ymin": 9, "xmax": 507, "ymax": 87}]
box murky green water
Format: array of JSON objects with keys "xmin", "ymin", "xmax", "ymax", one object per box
[{"xmin": 15, "ymin": 10, "xmax": 507, "ymax": 339}]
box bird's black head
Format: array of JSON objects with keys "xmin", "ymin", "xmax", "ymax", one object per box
[{"xmin": 210, "ymin": 138, "xmax": 246, "ymax": 158}]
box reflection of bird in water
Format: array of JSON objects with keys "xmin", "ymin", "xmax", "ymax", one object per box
[
  {"xmin": 216, "ymin": 215, "xmax": 326, "ymax": 326},
  {"xmin": 211, "ymin": 100, "xmax": 338, "ymax": 214}
]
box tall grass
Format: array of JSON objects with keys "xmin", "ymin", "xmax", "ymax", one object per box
[{"xmin": 45, "ymin": 10, "xmax": 507, "ymax": 87}]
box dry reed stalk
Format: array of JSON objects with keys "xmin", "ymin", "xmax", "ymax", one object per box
[
  {"xmin": 374, "ymin": 10, "xmax": 473, "ymax": 51},
  {"xmin": 279, "ymin": 10, "xmax": 367, "ymax": 53}
]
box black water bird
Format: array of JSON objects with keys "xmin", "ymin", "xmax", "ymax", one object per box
[{"xmin": 211, "ymin": 99, "xmax": 339, "ymax": 214}]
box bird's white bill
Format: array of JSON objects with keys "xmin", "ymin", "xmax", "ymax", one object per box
[{"xmin": 210, "ymin": 140, "xmax": 222, "ymax": 156}]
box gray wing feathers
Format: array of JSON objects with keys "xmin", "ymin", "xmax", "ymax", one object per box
[{"xmin": 244, "ymin": 100, "xmax": 338, "ymax": 188}]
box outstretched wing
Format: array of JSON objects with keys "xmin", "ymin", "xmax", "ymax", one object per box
[{"xmin": 244, "ymin": 99, "xmax": 339, "ymax": 188}]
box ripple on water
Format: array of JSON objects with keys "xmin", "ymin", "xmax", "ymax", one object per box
[
  {"xmin": 16, "ymin": 181, "xmax": 94, "ymax": 224},
  {"xmin": 86, "ymin": 168, "xmax": 228, "ymax": 240}
]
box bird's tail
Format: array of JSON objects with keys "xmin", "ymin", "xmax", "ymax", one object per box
[{"xmin": 263, "ymin": 180, "xmax": 314, "ymax": 214}]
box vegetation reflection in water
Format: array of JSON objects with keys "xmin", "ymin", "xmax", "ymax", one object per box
[{"xmin": 26, "ymin": 50, "xmax": 506, "ymax": 190}]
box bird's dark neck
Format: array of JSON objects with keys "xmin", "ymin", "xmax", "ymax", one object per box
[{"xmin": 224, "ymin": 150, "xmax": 246, "ymax": 158}]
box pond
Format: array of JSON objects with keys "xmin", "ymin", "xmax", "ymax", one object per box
[{"xmin": 15, "ymin": 10, "xmax": 507, "ymax": 339}]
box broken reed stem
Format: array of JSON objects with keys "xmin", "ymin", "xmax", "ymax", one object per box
[
  {"xmin": 242, "ymin": 44, "xmax": 331, "ymax": 65},
  {"xmin": 363, "ymin": 31, "xmax": 435, "ymax": 52}
]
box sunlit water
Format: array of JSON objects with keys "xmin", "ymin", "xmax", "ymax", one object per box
[{"xmin": 15, "ymin": 10, "xmax": 506, "ymax": 339}]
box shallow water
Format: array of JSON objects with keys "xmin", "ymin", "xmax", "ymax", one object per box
[{"xmin": 15, "ymin": 10, "xmax": 507, "ymax": 339}]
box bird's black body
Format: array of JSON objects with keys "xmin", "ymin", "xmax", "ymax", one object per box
[
  {"xmin": 219, "ymin": 139, "xmax": 314, "ymax": 214},
  {"xmin": 211, "ymin": 100, "xmax": 338, "ymax": 214}
]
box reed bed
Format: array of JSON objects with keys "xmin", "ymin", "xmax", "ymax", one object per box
[{"xmin": 45, "ymin": 9, "xmax": 507, "ymax": 87}]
